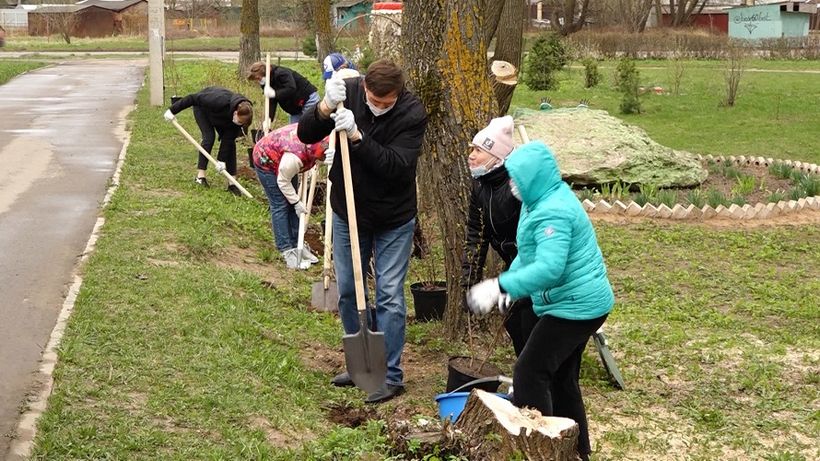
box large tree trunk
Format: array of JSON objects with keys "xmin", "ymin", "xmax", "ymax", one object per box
[
  {"xmin": 455, "ymin": 390, "xmax": 580, "ymax": 460},
  {"xmin": 238, "ymin": 0, "xmax": 260, "ymax": 77},
  {"xmin": 314, "ymin": 0, "xmax": 333, "ymax": 62},
  {"xmin": 549, "ymin": 0, "xmax": 591, "ymax": 36},
  {"xmin": 491, "ymin": 0, "xmax": 526, "ymax": 115},
  {"xmin": 403, "ymin": 0, "xmax": 497, "ymax": 340}
]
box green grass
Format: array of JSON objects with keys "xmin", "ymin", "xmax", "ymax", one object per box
[
  {"xmin": 28, "ymin": 60, "xmax": 820, "ymax": 460},
  {"xmin": 0, "ymin": 59, "xmax": 48, "ymax": 85},
  {"xmin": 513, "ymin": 60, "xmax": 820, "ymax": 165}
]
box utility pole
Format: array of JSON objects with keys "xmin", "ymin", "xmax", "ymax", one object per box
[{"xmin": 148, "ymin": 0, "xmax": 165, "ymax": 106}]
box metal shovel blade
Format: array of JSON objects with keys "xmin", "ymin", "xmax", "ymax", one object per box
[
  {"xmin": 310, "ymin": 280, "xmax": 339, "ymax": 312},
  {"xmin": 342, "ymin": 310, "xmax": 387, "ymax": 394},
  {"xmin": 592, "ymin": 331, "xmax": 625, "ymax": 390}
]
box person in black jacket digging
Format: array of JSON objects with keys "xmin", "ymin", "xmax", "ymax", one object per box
[
  {"xmin": 298, "ymin": 59, "xmax": 428, "ymax": 404},
  {"xmin": 462, "ymin": 116, "xmax": 538, "ymax": 356},
  {"xmin": 164, "ymin": 86, "xmax": 253, "ymax": 195},
  {"xmin": 246, "ymin": 62, "xmax": 319, "ymax": 127}
]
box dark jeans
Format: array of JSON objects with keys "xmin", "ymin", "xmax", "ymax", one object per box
[
  {"xmin": 255, "ymin": 168, "xmax": 299, "ymax": 252},
  {"xmin": 513, "ymin": 313, "xmax": 608, "ymax": 457},
  {"xmin": 504, "ymin": 297, "xmax": 538, "ymax": 356},
  {"xmin": 194, "ymin": 107, "xmax": 237, "ymax": 175}
]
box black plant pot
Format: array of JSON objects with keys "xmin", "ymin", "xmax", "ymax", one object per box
[
  {"xmin": 410, "ymin": 281, "xmax": 446, "ymax": 322},
  {"xmin": 445, "ymin": 356, "xmax": 502, "ymax": 393}
]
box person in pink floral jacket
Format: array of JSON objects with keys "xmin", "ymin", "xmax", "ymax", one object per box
[{"xmin": 252, "ymin": 123, "xmax": 329, "ymax": 269}]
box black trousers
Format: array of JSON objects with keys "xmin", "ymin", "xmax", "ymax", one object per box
[
  {"xmin": 513, "ymin": 313, "xmax": 608, "ymax": 457},
  {"xmin": 193, "ymin": 107, "xmax": 237, "ymax": 176},
  {"xmin": 504, "ymin": 297, "xmax": 538, "ymax": 356}
]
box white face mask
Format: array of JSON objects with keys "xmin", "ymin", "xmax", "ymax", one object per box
[
  {"xmin": 366, "ymin": 98, "xmax": 395, "ymax": 117},
  {"xmin": 258, "ymin": 77, "xmax": 266, "ymax": 86},
  {"xmin": 470, "ymin": 158, "xmax": 497, "ymax": 179},
  {"xmin": 509, "ymin": 179, "xmax": 522, "ymax": 201}
]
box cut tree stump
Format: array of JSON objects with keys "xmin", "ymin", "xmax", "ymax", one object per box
[{"xmin": 454, "ymin": 390, "xmax": 580, "ymax": 460}]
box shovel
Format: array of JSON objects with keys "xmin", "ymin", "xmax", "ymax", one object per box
[
  {"xmin": 311, "ymin": 135, "xmax": 339, "ymax": 311},
  {"xmin": 296, "ymin": 166, "xmax": 318, "ymax": 268},
  {"xmin": 338, "ymin": 126, "xmax": 387, "ymax": 394},
  {"xmin": 170, "ymin": 119, "xmax": 253, "ymax": 199},
  {"xmin": 592, "ymin": 328, "xmax": 625, "ymax": 390},
  {"xmin": 263, "ymin": 52, "xmax": 271, "ymax": 136}
]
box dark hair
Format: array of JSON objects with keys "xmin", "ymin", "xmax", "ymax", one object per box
[
  {"xmin": 364, "ymin": 59, "xmax": 405, "ymax": 97},
  {"xmin": 236, "ymin": 101, "xmax": 253, "ymax": 125}
]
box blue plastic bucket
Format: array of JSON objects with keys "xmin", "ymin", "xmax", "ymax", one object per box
[{"xmin": 435, "ymin": 392, "xmax": 511, "ymax": 422}]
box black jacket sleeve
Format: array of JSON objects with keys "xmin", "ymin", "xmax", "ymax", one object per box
[
  {"xmin": 352, "ymin": 112, "xmax": 427, "ymax": 181},
  {"xmin": 461, "ymin": 185, "xmax": 490, "ymax": 289},
  {"xmin": 169, "ymin": 92, "xmax": 197, "ymax": 115},
  {"xmin": 297, "ymin": 104, "xmax": 335, "ymax": 144}
]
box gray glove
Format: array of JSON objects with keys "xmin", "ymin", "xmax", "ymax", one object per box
[
  {"xmin": 323, "ymin": 147, "xmax": 335, "ymax": 166},
  {"xmin": 163, "ymin": 109, "xmax": 175, "ymax": 122},
  {"xmin": 323, "ymin": 78, "xmax": 346, "ymax": 109},
  {"xmin": 294, "ymin": 201, "xmax": 307, "ymax": 216},
  {"xmin": 330, "ymin": 107, "xmax": 357, "ymax": 137},
  {"xmin": 264, "ymin": 85, "xmax": 276, "ymax": 99}
]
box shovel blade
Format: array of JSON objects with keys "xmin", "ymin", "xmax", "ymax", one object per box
[
  {"xmin": 310, "ymin": 281, "xmax": 339, "ymax": 312},
  {"xmin": 593, "ymin": 332, "xmax": 625, "ymax": 390},
  {"xmin": 343, "ymin": 326, "xmax": 387, "ymax": 395}
]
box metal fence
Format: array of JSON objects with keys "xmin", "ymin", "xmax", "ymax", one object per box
[{"xmin": 0, "ymin": 9, "xmax": 28, "ymax": 30}]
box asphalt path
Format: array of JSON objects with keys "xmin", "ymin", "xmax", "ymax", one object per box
[{"xmin": 0, "ymin": 60, "xmax": 144, "ymax": 459}]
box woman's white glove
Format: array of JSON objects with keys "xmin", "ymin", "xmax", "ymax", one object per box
[
  {"xmin": 163, "ymin": 109, "xmax": 175, "ymax": 122},
  {"xmin": 264, "ymin": 85, "xmax": 276, "ymax": 99},
  {"xmin": 294, "ymin": 201, "xmax": 307, "ymax": 216},
  {"xmin": 323, "ymin": 147, "xmax": 335, "ymax": 166},
  {"xmin": 323, "ymin": 78, "xmax": 346, "ymax": 109},
  {"xmin": 330, "ymin": 107, "xmax": 357, "ymax": 137},
  {"xmin": 467, "ymin": 278, "xmax": 511, "ymax": 316}
]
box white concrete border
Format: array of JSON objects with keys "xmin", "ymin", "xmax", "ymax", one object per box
[
  {"xmin": 583, "ymin": 155, "xmax": 820, "ymax": 220},
  {"xmin": 7, "ymin": 104, "xmax": 136, "ymax": 460}
]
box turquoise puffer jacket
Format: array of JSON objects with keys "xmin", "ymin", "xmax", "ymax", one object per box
[{"xmin": 498, "ymin": 141, "xmax": 614, "ymax": 320}]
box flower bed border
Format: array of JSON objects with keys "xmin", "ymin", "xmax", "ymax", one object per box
[{"xmin": 581, "ymin": 155, "xmax": 820, "ymax": 220}]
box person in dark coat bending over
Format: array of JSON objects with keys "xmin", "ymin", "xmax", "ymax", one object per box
[
  {"xmin": 298, "ymin": 59, "xmax": 428, "ymax": 404},
  {"xmin": 164, "ymin": 86, "xmax": 252, "ymax": 195},
  {"xmin": 246, "ymin": 62, "xmax": 319, "ymax": 127}
]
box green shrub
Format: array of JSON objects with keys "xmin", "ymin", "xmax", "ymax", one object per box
[
  {"xmin": 524, "ymin": 33, "xmax": 568, "ymax": 91},
  {"xmin": 582, "ymin": 58, "xmax": 600, "ymax": 88},
  {"xmin": 686, "ymin": 189, "xmax": 706, "ymax": 208},
  {"xmin": 634, "ymin": 183, "xmax": 658, "ymax": 206},
  {"xmin": 576, "ymin": 187, "xmax": 595, "ymax": 201},
  {"xmin": 657, "ymin": 189, "xmax": 678, "ymax": 208},
  {"xmin": 768, "ymin": 162, "xmax": 793, "ymax": 180},
  {"xmin": 707, "ymin": 189, "xmax": 729, "ymax": 208},
  {"xmin": 355, "ymin": 45, "xmax": 376, "ymax": 72},
  {"xmin": 798, "ymin": 174, "xmax": 820, "ymax": 196},
  {"xmin": 788, "ymin": 187, "xmax": 806, "ymax": 200},
  {"xmin": 767, "ymin": 190, "xmax": 786, "ymax": 203},
  {"xmin": 617, "ymin": 57, "xmax": 641, "ymax": 114},
  {"xmin": 732, "ymin": 175, "xmax": 756, "ymax": 197},
  {"xmin": 731, "ymin": 195, "xmax": 747, "ymax": 206},
  {"xmin": 302, "ymin": 36, "xmax": 317, "ymax": 58}
]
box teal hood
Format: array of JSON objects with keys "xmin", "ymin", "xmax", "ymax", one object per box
[{"xmin": 505, "ymin": 141, "xmax": 562, "ymax": 206}]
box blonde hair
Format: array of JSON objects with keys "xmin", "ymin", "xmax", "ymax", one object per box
[{"xmin": 246, "ymin": 62, "xmax": 267, "ymax": 81}]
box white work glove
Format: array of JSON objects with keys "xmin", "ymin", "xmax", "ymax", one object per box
[
  {"xmin": 262, "ymin": 119, "xmax": 272, "ymax": 132},
  {"xmin": 467, "ymin": 278, "xmax": 511, "ymax": 316},
  {"xmin": 330, "ymin": 107, "xmax": 357, "ymax": 137},
  {"xmin": 215, "ymin": 161, "xmax": 226, "ymax": 174},
  {"xmin": 294, "ymin": 201, "xmax": 307, "ymax": 216},
  {"xmin": 322, "ymin": 77, "xmax": 346, "ymax": 109},
  {"xmin": 264, "ymin": 85, "xmax": 276, "ymax": 99},
  {"xmin": 163, "ymin": 109, "xmax": 175, "ymax": 122},
  {"xmin": 323, "ymin": 146, "xmax": 335, "ymax": 166}
]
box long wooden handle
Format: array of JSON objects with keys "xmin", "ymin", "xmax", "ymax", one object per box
[
  {"xmin": 323, "ymin": 175, "xmax": 333, "ymax": 289},
  {"xmin": 305, "ymin": 165, "xmax": 319, "ymax": 217},
  {"xmin": 171, "ymin": 119, "xmax": 253, "ymax": 198},
  {"xmin": 517, "ymin": 125, "xmax": 530, "ymax": 144},
  {"xmin": 338, "ymin": 127, "xmax": 366, "ymax": 313},
  {"xmin": 264, "ymin": 52, "xmax": 270, "ymax": 135}
]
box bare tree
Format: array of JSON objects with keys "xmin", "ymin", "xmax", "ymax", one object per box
[
  {"xmin": 313, "ymin": 0, "xmax": 333, "ymax": 62},
  {"xmin": 490, "ymin": 0, "xmax": 526, "ymax": 114},
  {"xmin": 546, "ymin": 0, "xmax": 592, "ymax": 36},
  {"xmin": 238, "ymin": 0, "xmax": 260, "ymax": 77},
  {"xmin": 668, "ymin": 0, "xmax": 708, "ymax": 27},
  {"xmin": 403, "ymin": 0, "xmax": 497, "ymax": 339},
  {"xmin": 46, "ymin": 11, "xmax": 77, "ymax": 44},
  {"xmin": 614, "ymin": 0, "xmax": 654, "ymax": 32}
]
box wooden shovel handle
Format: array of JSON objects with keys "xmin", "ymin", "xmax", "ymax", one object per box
[
  {"xmin": 336, "ymin": 104, "xmax": 367, "ymax": 313},
  {"xmin": 264, "ymin": 52, "xmax": 271, "ymax": 135}
]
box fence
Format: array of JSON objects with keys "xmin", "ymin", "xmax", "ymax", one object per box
[{"xmin": 0, "ymin": 9, "xmax": 28, "ymax": 30}]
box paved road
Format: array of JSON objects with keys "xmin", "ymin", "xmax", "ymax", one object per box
[
  {"xmin": 0, "ymin": 50, "xmax": 311, "ymax": 63},
  {"xmin": 0, "ymin": 60, "xmax": 144, "ymax": 459}
]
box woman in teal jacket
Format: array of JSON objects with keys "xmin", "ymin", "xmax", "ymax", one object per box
[{"xmin": 466, "ymin": 140, "xmax": 614, "ymax": 461}]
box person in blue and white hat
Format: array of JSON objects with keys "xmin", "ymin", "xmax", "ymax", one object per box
[{"xmin": 322, "ymin": 53, "xmax": 358, "ymax": 80}]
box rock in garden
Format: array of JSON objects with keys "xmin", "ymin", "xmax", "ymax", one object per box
[{"xmin": 513, "ymin": 108, "xmax": 708, "ymax": 188}]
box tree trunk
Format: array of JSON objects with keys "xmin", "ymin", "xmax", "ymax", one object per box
[
  {"xmin": 550, "ymin": 0, "xmax": 591, "ymax": 36},
  {"xmin": 403, "ymin": 0, "xmax": 496, "ymax": 340},
  {"xmin": 455, "ymin": 390, "xmax": 580, "ymax": 461},
  {"xmin": 491, "ymin": 0, "xmax": 525, "ymax": 115},
  {"xmin": 484, "ymin": 0, "xmax": 507, "ymax": 47},
  {"xmin": 238, "ymin": 0, "xmax": 260, "ymax": 77},
  {"xmin": 669, "ymin": 0, "xmax": 707, "ymax": 27},
  {"xmin": 314, "ymin": 0, "xmax": 333, "ymax": 62}
]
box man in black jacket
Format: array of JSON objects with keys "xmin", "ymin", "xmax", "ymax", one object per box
[
  {"xmin": 462, "ymin": 116, "xmax": 537, "ymax": 356},
  {"xmin": 298, "ymin": 59, "xmax": 428, "ymax": 404},
  {"xmin": 247, "ymin": 62, "xmax": 319, "ymax": 126},
  {"xmin": 164, "ymin": 86, "xmax": 252, "ymax": 195}
]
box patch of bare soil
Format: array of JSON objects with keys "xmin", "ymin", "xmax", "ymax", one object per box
[
  {"xmin": 212, "ymin": 245, "xmax": 290, "ymax": 288},
  {"xmin": 699, "ymin": 161, "xmax": 796, "ymax": 205},
  {"xmin": 324, "ymin": 402, "xmax": 378, "ymax": 428},
  {"xmin": 248, "ymin": 415, "xmax": 312, "ymax": 448}
]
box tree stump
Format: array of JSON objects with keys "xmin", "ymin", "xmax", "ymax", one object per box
[{"xmin": 454, "ymin": 390, "xmax": 580, "ymax": 461}]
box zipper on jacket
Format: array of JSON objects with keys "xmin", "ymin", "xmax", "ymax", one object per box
[{"xmin": 488, "ymin": 189, "xmax": 498, "ymax": 234}]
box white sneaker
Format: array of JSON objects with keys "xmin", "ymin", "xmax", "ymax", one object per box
[
  {"xmin": 301, "ymin": 244, "xmax": 319, "ymax": 264},
  {"xmin": 283, "ymin": 248, "xmax": 310, "ymax": 270}
]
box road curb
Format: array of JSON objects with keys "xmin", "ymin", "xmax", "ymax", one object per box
[{"xmin": 6, "ymin": 103, "xmax": 136, "ymax": 460}]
